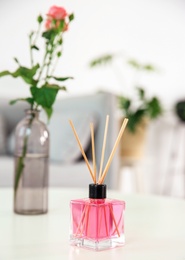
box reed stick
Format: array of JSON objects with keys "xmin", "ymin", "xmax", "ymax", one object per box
[
  {"xmin": 98, "ymin": 115, "xmax": 109, "ymax": 182},
  {"xmin": 75, "ymin": 204, "xmax": 87, "ymax": 236},
  {"xmin": 109, "ymin": 205, "xmax": 120, "ymax": 237},
  {"xmin": 98, "ymin": 118, "xmax": 128, "ymax": 184},
  {"xmin": 69, "ymin": 120, "xmax": 95, "ymax": 183},
  {"xmin": 90, "ymin": 123, "xmax": 97, "ymax": 183},
  {"xmin": 103, "ymin": 206, "xmax": 109, "ymax": 236}
]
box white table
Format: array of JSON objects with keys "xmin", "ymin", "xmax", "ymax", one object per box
[{"xmin": 0, "ymin": 188, "xmax": 185, "ymax": 260}]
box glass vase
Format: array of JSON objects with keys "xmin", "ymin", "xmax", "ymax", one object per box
[{"xmin": 14, "ymin": 109, "xmax": 49, "ymax": 215}]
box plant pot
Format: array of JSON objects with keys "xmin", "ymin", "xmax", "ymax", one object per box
[
  {"xmin": 14, "ymin": 109, "xmax": 49, "ymax": 215},
  {"xmin": 119, "ymin": 117, "xmax": 148, "ymax": 159}
]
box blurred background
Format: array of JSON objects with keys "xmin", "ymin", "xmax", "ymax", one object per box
[{"xmin": 0, "ymin": 0, "xmax": 185, "ymax": 198}]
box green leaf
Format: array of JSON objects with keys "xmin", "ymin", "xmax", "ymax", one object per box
[
  {"xmin": 89, "ymin": 54, "xmax": 114, "ymax": 67},
  {"xmin": 57, "ymin": 51, "xmax": 61, "ymax": 57},
  {"xmin": 127, "ymin": 109, "xmax": 146, "ymax": 132},
  {"xmin": 0, "ymin": 64, "xmax": 39, "ymax": 84},
  {"xmin": 31, "ymin": 45, "xmax": 39, "ymax": 51},
  {"xmin": 13, "ymin": 64, "xmax": 39, "ymax": 84},
  {"xmin": 136, "ymin": 87, "xmax": 145, "ymax": 100},
  {"xmin": 0, "ymin": 70, "xmax": 11, "ymax": 77},
  {"xmin": 143, "ymin": 64, "xmax": 155, "ymax": 71},
  {"xmin": 42, "ymin": 29, "xmax": 56, "ymax": 40},
  {"xmin": 146, "ymin": 97, "xmax": 163, "ymax": 119},
  {"xmin": 58, "ymin": 38, "xmax": 63, "ymax": 45},
  {"xmin": 9, "ymin": 99, "xmax": 18, "ymax": 105},
  {"xmin": 119, "ymin": 96, "xmax": 131, "ymax": 110},
  {"xmin": 127, "ymin": 59, "xmax": 141, "ymax": 70},
  {"xmin": 45, "ymin": 83, "xmax": 67, "ymax": 91},
  {"xmin": 37, "ymin": 15, "xmax": 43, "ymax": 24},
  {"xmin": 30, "ymin": 85, "xmax": 58, "ymax": 108},
  {"xmin": 43, "ymin": 107, "xmax": 53, "ymax": 119},
  {"xmin": 9, "ymin": 97, "xmax": 34, "ymax": 105},
  {"xmin": 14, "ymin": 57, "xmax": 20, "ymax": 65},
  {"xmin": 69, "ymin": 13, "xmax": 74, "ymax": 22},
  {"xmin": 49, "ymin": 76, "xmax": 73, "ymax": 82}
]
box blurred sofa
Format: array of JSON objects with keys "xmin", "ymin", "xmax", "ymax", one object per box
[{"xmin": 0, "ymin": 91, "xmax": 119, "ymax": 189}]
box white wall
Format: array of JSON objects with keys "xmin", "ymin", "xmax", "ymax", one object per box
[{"xmin": 0, "ymin": 0, "xmax": 185, "ymax": 110}]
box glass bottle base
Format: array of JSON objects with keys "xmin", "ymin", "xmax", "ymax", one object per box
[
  {"xmin": 70, "ymin": 234, "xmax": 125, "ymax": 251},
  {"xmin": 14, "ymin": 209, "xmax": 48, "ymax": 215}
]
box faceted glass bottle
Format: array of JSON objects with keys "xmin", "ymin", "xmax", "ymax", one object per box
[
  {"xmin": 70, "ymin": 184, "xmax": 125, "ymax": 251},
  {"xmin": 14, "ymin": 109, "xmax": 49, "ymax": 215}
]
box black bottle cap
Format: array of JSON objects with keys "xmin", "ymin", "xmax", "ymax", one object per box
[{"xmin": 89, "ymin": 184, "xmax": 107, "ymax": 199}]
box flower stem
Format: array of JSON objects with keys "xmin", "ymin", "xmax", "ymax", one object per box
[
  {"xmin": 45, "ymin": 43, "xmax": 54, "ymax": 81},
  {"xmin": 37, "ymin": 42, "xmax": 49, "ymax": 82},
  {"xmin": 50, "ymin": 57, "xmax": 59, "ymax": 76},
  {"xmin": 14, "ymin": 114, "xmax": 35, "ymax": 197},
  {"xmin": 29, "ymin": 34, "xmax": 34, "ymax": 67},
  {"xmin": 33, "ymin": 23, "xmax": 41, "ymax": 46},
  {"xmin": 50, "ymin": 38, "xmax": 62, "ymax": 75}
]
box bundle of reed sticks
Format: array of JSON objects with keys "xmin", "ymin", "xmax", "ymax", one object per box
[{"xmin": 69, "ymin": 116, "xmax": 128, "ymax": 184}]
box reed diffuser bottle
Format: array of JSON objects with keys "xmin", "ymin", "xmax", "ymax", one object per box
[
  {"xmin": 69, "ymin": 116, "xmax": 128, "ymax": 251},
  {"xmin": 70, "ymin": 184, "xmax": 125, "ymax": 250}
]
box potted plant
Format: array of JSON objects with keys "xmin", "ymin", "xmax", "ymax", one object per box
[{"xmin": 89, "ymin": 53, "xmax": 163, "ymax": 159}]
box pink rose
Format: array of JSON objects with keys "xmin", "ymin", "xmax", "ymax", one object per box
[
  {"xmin": 45, "ymin": 6, "xmax": 69, "ymax": 31},
  {"xmin": 47, "ymin": 6, "xmax": 67, "ymax": 20}
]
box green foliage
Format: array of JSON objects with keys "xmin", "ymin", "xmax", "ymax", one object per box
[
  {"xmin": 89, "ymin": 53, "xmax": 163, "ymax": 132},
  {"xmin": 127, "ymin": 59, "xmax": 156, "ymax": 72},
  {"xmin": 145, "ymin": 96, "xmax": 163, "ymax": 119},
  {"xmin": 0, "ymin": 10, "xmax": 74, "ymax": 120},
  {"xmin": 42, "ymin": 28, "xmax": 56, "ymax": 41},
  {"xmin": 137, "ymin": 87, "xmax": 145, "ymax": 100},
  {"xmin": 48, "ymin": 76, "xmax": 73, "ymax": 81},
  {"xmin": 31, "ymin": 45, "xmax": 39, "ymax": 51},
  {"xmin": 9, "ymin": 97, "xmax": 34, "ymax": 106},
  {"xmin": 119, "ymin": 96, "xmax": 131, "ymax": 110},
  {"xmin": 89, "ymin": 54, "xmax": 113, "ymax": 67},
  {"xmin": 69, "ymin": 13, "xmax": 75, "ymax": 22},
  {"xmin": 119, "ymin": 87, "xmax": 163, "ymax": 132},
  {"xmin": 37, "ymin": 15, "xmax": 43, "ymax": 24},
  {"xmin": 30, "ymin": 86, "xmax": 58, "ymax": 108},
  {"xmin": 126, "ymin": 108, "xmax": 146, "ymax": 132},
  {"xmin": 0, "ymin": 64, "xmax": 39, "ymax": 85},
  {"xmin": 127, "ymin": 59, "xmax": 141, "ymax": 69}
]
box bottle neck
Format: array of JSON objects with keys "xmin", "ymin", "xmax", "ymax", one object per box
[{"xmin": 25, "ymin": 109, "xmax": 39, "ymax": 120}]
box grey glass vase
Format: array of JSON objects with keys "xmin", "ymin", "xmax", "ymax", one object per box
[{"xmin": 14, "ymin": 109, "xmax": 49, "ymax": 215}]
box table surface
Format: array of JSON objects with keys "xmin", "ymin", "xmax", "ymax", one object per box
[{"xmin": 0, "ymin": 188, "xmax": 185, "ymax": 260}]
